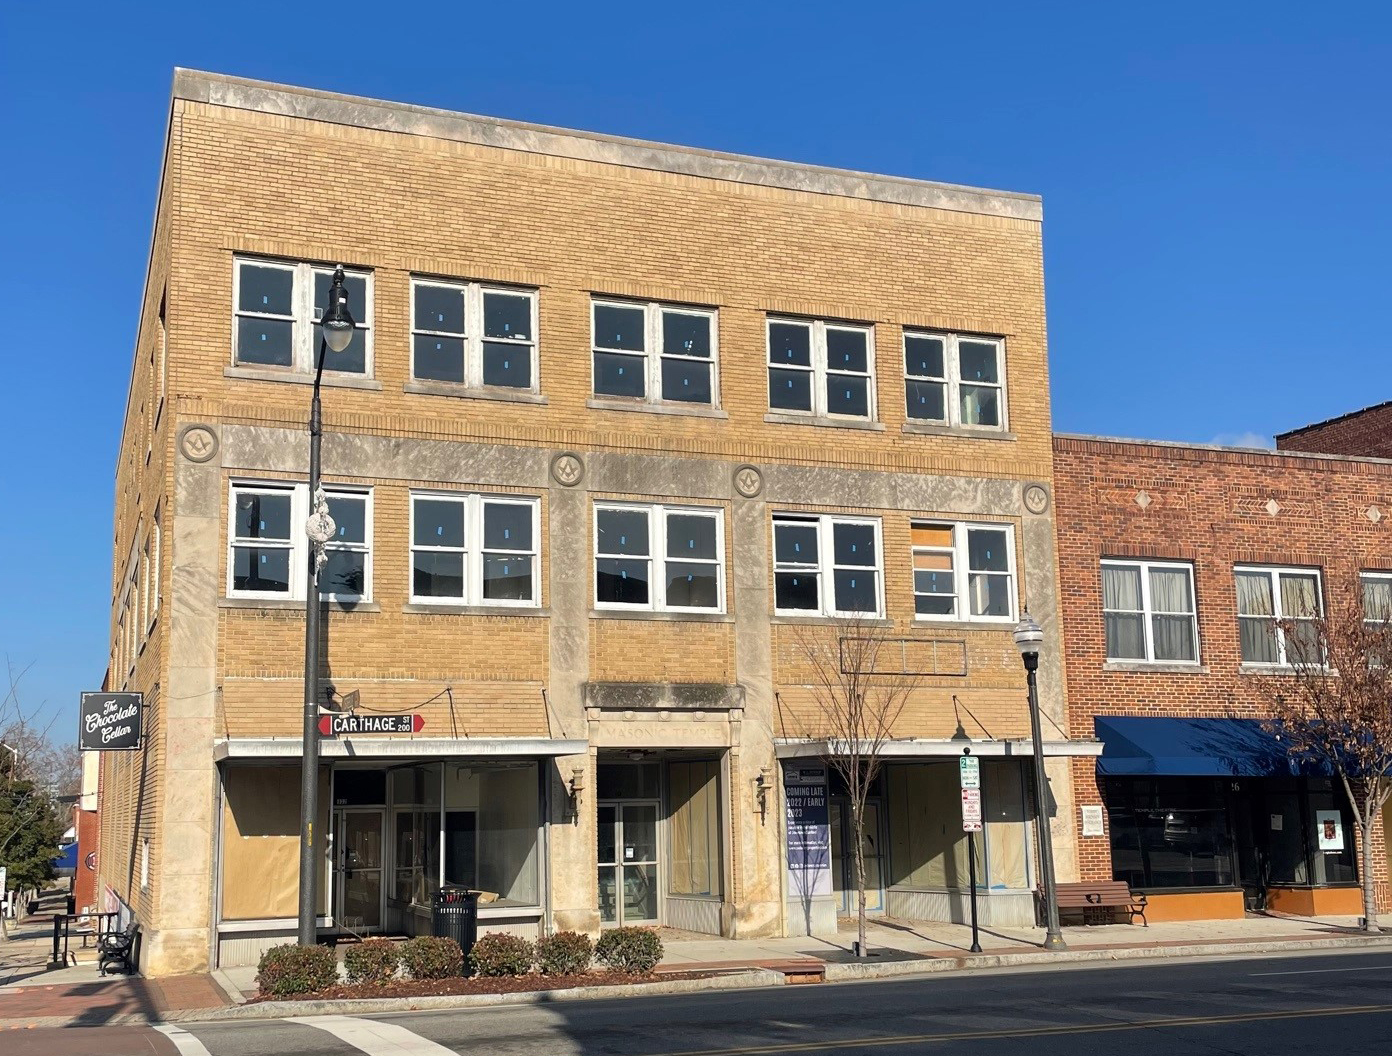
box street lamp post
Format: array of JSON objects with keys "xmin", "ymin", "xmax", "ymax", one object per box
[
  {"xmin": 297, "ymin": 266, "xmax": 355, "ymax": 946},
  {"xmin": 1013, "ymin": 609, "xmax": 1067, "ymax": 952}
]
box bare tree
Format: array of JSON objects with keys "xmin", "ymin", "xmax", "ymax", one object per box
[
  {"xmin": 1258, "ymin": 588, "xmax": 1392, "ymax": 932},
  {"xmin": 784, "ymin": 615, "xmax": 917, "ymax": 956}
]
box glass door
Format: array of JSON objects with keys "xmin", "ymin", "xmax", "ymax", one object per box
[
  {"xmin": 334, "ymin": 809, "xmax": 385, "ymax": 932},
  {"xmin": 830, "ymin": 799, "xmax": 885, "ymax": 915},
  {"xmin": 597, "ymin": 800, "xmax": 660, "ymax": 925}
]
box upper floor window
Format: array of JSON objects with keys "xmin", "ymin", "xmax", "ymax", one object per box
[
  {"xmin": 1362, "ymin": 572, "xmax": 1392, "ymax": 627},
  {"xmin": 773, "ymin": 514, "xmax": 882, "ymax": 617},
  {"xmin": 228, "ymin": 482, "xmax": 372, "ymax": 602},
  {"xmin": 411, "ymin": 493, "xmax": 539, "ymax": 606},
  {"xmin": 912, "ymin": 522, "xmax": 1016, "ymax": 622},
  {"xmin": 594, "ymin": 503, "xmax": 724, "ymax": 612},
  {"xmin": 904, "ymin": 331, "xmax": 1005, "ymax": 429},
  {"xmin": 1101, "ymin": 559, "xmax": 1198, "ymax": 662},
  {"xmin": 591, "ymin": 299, "xmax": 717, "ymax": 406},
  {"xmin": 233, "ymin": 257, "xmax": 373, "ymax": 375},
  {"xmin": 412, "ymin": 278, "xmax": 537, "ymax": 391},
  {"xmin": 768, "ymin": 318, "xmax": 874, "ymax": 420},
  {"xmin": 1235, "ymin": 565, "xmax": 1322, "ymax": 666}
]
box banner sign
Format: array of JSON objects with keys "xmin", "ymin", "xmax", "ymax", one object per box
[
  {"xmin": 79, "ymin": 692, "xmax": 143, "ymax": 751},
  {"xmin": 783, "ymin": 763, "xmax": 832, "ymax": 898},
  {"xmin": 317, "ymin": 713, "xmax": 425, "ymax": 736}
]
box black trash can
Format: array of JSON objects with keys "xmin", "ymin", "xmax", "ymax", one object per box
[{"xmin": 431, "ymin": 886, "xmax": 479, "ymax": 968}]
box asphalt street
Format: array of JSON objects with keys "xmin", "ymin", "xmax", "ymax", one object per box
[{"xmin": 11, "ymin": 948, "xmax": 1392, "ymax": 1055}]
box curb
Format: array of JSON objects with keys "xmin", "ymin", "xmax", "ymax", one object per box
[{"xmin": 821, "ymin": 934, "xmax": 1392, "ymax": 981}]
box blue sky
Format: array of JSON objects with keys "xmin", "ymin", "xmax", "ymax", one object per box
[{"xmin": 2, "ymin": 3, "xmax": 1388, "ymax": 734}]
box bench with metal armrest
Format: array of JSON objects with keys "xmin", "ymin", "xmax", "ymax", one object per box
[
  {"xmin": 1044, "ymin": 881, "xmax": 1148, "ymax": 926},
  {"xmin": 97, "ymin": 920, "xmax": 139, "ymax": 976}
]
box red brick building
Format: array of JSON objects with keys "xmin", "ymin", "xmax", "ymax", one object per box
[
  {"xmin": 1053, "ymin": 433, "xmax": 1392, "ymax": 921},
  {"xmin": 1276, "ymin": 401, "xmax": 1392, "ymax": 459}
]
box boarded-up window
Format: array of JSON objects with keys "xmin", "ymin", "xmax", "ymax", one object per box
[
  {"xmin": 668, "ymin": 760, "xmax": 721, "ymax": 897},
  {"xmin": 220, "ymin": 766, "xmax": 328, "ymax": 920}
]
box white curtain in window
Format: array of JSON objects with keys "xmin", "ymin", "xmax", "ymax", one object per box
[
  {"xmin": 1280, "ymin": 574, "xmax": 1318, "ymax": 618},
  {"xmin": 1102, "ymin": 565, "xmax": 1142, "ymax": 610},
  {"xmin": 1149, "ymin": 568, "xmax": 1196, "ymax": 661},
  {"xmin": 1103, "ymin": 566, "xmax": 1145, "ymax": 659},
  {"xmin": 1364, "ymin": 577, "xmax": 1392, "ymax": 622},
  {"xmin": 1236, "ymin": 572, "xmax": 1273, "ymax": 616},
  {"xmin": 1149, "ymin": 568, "xmax": 1191, "ymax": 612}
]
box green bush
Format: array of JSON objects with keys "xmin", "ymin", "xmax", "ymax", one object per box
[
  {"xmin": 594, "ymin": 927, "xmax": 663, "ymax": 974},
  {"xmin": 536, "ymin": 931, "xmax": 593, "ymax": 976},
  {"xmin": 343, "ymin": 938, "xmax": 399, "ymax": 985},
  {"xmin": 468, "ymin": 931, "xmax": 535, "ymax": 977},
  {"xmin": 399, "ymin": 936, "xmax": 464, "ymax": 980},
  {"xmin": 256, "ymin": 943, "xmax": 338, "ymax": 997}
]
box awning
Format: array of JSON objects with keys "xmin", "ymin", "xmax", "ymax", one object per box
[
  {"xmin": 1093, "ymin": 717, "xmax": 1319, "ymax": 777},
  {"xmin": 214, "ymin": 737, "xmax": 588, "ymax": 761},
  {"xmin": 775, "ymin": 737, "xmax": 1103, "ymax": 760}
]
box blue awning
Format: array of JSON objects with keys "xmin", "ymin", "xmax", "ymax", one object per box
[{"xmin": 1094, "ymin": 717, "xmax": 1322, "ymax": 777}]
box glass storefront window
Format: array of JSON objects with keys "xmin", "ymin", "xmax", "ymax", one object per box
[
  {"xmin": 885, "ymin": 763, "xmax": 983, "ymax": 890},
  {"xmin": 1107, "ymin": 778, "xmax": 1236, "ymax": 889},
  {"xmin": 444, "ymin": 762, "xmax": 539, "ymax": 907}
]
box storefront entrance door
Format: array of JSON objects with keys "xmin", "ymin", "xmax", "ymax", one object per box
[
  {"xmin": 597, "ymin": 801, "xmax": 660, "ymax": 926},
  {"xmin": 830, "ymin": 798, "xmax": 885, "ymax": 915},
  {"xmin": 334, "ymin": 809, "xmax": 385, "ymax": 933}
]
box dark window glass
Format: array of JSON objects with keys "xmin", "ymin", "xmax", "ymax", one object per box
[
  {"xmin": 594, "ymin": 352, "xmax": 645, "ymax": 397},
  {"xmin": 484, "ymin": 292, "xmax": 531, "ymax": 340},
  {"xmin": 661, "ymin": 358, "xmax": 712, "ymax": 403},
  {"xmin": 906, "ymin": 379, "xmax": 946, "ymax": 421},
  {"xmin": 236, "ymin": 317, "xmax": 293, "ymax": 366},
  {"xmin": 915, "ymin": 589, "xmax": 955, "ymax": 616},
  {"xmin": 444, "ymin": 811, "xmax": 478, "ymax": 887},
  {"xmin": 483, "ymin": 555, "xmax": 533, "ymax": 601},
  {"xmin": 826, "ymin": 329, "xmax": 867, "ymax": 372},
  {"xmin": 768, "ymin": 322, "xmax": 811, "ymax": 366},
  {"xmin": 484, "ymin": 503, "xmax": 532, "ymax": 551},
  {"xmin": 596, "ymin": 558, "xmax": 649, "ymax": 605},
  {"xmin": 321, "ymin": 550, "xmax": 365, "ymax": 597},
  {"xmin": 314, "ymin": 271, "xmax": 368, "ymax": 323},
  {"xmin": 960, "ymin": 384, "xmax": 999, "ymax": 427},
  {"xmin": 1106, "ymin": 777, "xmax": 1235, "ymax": 889},
  {"xmin": 327, "ymin": 496, "xmax": 366, "ymax": 544},
  {"xmin": 666, "ymin": 514, "xmax": 717, "ymax": 560},
  {"xmin": 414, "ymin": 284, "xmax": 465, "ymax": 334},
  {"xmin": 238, "ymin": 264, "xmax": 293, "ymax": 315},
  {"xmin": 833, "ymin": 523, "xmax": 876, "ymax": 567},
  {"xmin": 413, "ymin": 335, "xmax": 465, "ymax": 383},
  {"xmin": 597, "ymin": 509, "xmax": 649, "ymax": 556},
  {"xmin": 967, "ymin": 528, "xmax": 1008, "ymax": 572},
  {"xmin": 775, "ymin": 523, "xmax": 818, "ymax": 565},
  {"xmin": 313, "ymin": 322, "xmax": 367, "ymax": 374},
  {"xmin": 413, "ymin": 500, "xmax": 464, "ymax": 548},
  {"xmin": 825, "ymin": 375, "xmax": 869, "ymax": 417},
  {"xmin": 334, "ymin": 769, "xmax": 387, "ymax": 806},
  {"xmin": 775, "ymin": 572, "xmax": 819, "ymax": 611},
  {"xmin": 769, "ymin": 368, "xmax": 812, "ymax": 410},
  {"xmin": 597, "ymin": 763, "xmax": 660, "ymax": 799},
  {"xmin": 665, "ymin": 563, "xmax": 719, "ymax": 608},
  {"xmin": 233, "ymin": 547, "xmax": 290, "ymax": 593},
  {"xmin": 412, "ymin": 551, "xmax": 463, "ymax": 598},
  {"xmin": 235, "ymin": 492, "xmax": 291, "ymax": 540},
  {"xmin": 833, "ymin": 570, "xmax": 878, "ymax": 613},
  {"xmin": 958, "ymin": 341, "xmax": 999, "ymax": 384},
  {"xmin": 594, "ymin": 304, "xmax": 646, "ymax": 351},
  {"xmin": 662, "ymin": 312, "xmax": 710, "ymax": 358},
  {"xmin": 483, "ymin": 342, "xmax": 531, "ymax": 388},
  {"xmin": 905, "ymin": 335, "xmax": 945, "ymax": 378}
]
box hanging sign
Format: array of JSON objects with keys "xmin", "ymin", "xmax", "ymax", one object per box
[
  {"xmin": 783, "ymin": 764, "xmax": 832, "ymax": 898},
  {"xmin": 961, "ymin": 788, "xmax": 983, "ymax": 832},
  {"xmin": 79, "ymin": 693, "xmax": 143, "ymax": 751},
  {"xmin": 317, "ymin": 713, "xmax": 425, "ymax": 736}
]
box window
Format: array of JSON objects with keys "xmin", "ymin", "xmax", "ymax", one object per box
[
  {"xmin": 1234, "ymin": 566, "xmax": 1322, "ymax": 665},
  {"xmin": 1362, "ymin": 572, "xmax": 1392, "ymax": 626},
  {"xmin": 233, "ymin": 257, "xmax": 373, "ymax": 374},
  {"xmin": 594, "ymin": 504, "xmax": 724, "ymax": 612},
  {"xmin": 228, "ymin": 483, "xmax": 373, "ymax": 601},
  {"xmin": 904, "ymin": 331, "xmax": 1005, "ymax": 429},
  {"xmin": 768, "ymin": 318, "xmax": 874, "ymax": 419},
  {"xmin": 1101, "ymin": 560, "xmax": 1198, "ymax": 662},
  {"xmin": 140, "ymin": 536, "xmax": 152, "ymax": 638},
  {"xmin": 411, "ymin": 278, "xmax": 537, "ymax": 390},
  {"xmin": 156, "ymin": 293, "xmax": 167, "ymax": 423},
  {"xmin": 772, "ymin": 514, "xmax": 882, "ymax": 617},
  {"xmin": 911, "ymin": 522, "xmax": 1016, "ymax": 621},
  {"xmin": 140, "ymin": 837, "xmax": 150, "ymax": 890},
  {"xmin": 150, "ymin": 507, "xmax": 161, "ymax": 625},
  {"xmin": 410, "ymin": 493, "xmax": 539, "ymax": 606},
  {"xmin": 591, "ymin": 299, "xmax": 717, "ymax": 405}
]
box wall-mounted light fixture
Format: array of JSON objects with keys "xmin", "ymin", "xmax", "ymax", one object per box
[
  {"xmin": 753, "ymin": 767, "xmax": 772, "ymax": 824},
  {"xmin": 566, "ymin": 767, "xmax": 586, "ymax": 822}
]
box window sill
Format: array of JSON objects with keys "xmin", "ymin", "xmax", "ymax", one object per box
[
  {"xmin": 1239, "ymin": 663, "xmax": 1337, "ymax": 676},
  {"xmin": 912, "ymin": 618, "xmax": 1018, "ymax": 632},
  {"xmin": 770, "ymin": 614, "xmax": 892, "ymax": 627},
  {"xmin": 224, "ymin": 365, "xmax": 384, "ymax": 391},
  {"xmin": 589, "ymin": 608, "xmax": 733, "ymax": 623},
  {"xmin": 1103, "ymin": 661, "xmax": 1211, "ymax": 674},
  {"xmin": 218, "ymin": 596, "xmax": 381, "ymax": 613},
  {"xmin": 587, "ymin": 398, "xmax": 728, "ymax": 419},
  {"xmin": 403, "ymin": 603, "xmax": 550, "ymax": 617},
  {"xmin": 405, "ymin": 380, "xmax": 548, "ymax": 405},
  {"xmin": 764, "ymin": 412, "xmax": 884, "ymax": 432},
  {"xmin": 901, "ymin": 422, "xmax": 1016, "ymax": 441}
]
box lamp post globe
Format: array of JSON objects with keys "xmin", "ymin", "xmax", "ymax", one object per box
[{"xmin": 1013, "ymin": 611, "xmax": 1045, "ymax": 660}]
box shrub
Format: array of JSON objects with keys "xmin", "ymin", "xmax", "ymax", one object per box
[
  {"xmin": 256, "ymin": 943, "xmax": 338, "ymax": 997},
  {"xmin": 399, "ymin": 936, "xmax": 464, "ymax": 980},
  {"xmin": 468, "ymin": 931, "xmax": 535, "ymax": 977},
  {"xmin": 343, "ymin": 938, "xmax": 400, "ymax": 985},
  {"xmin": 536, "ymin": 931, "xmax": 593, "ymax": 976},
  {"xmin": 594, "ymin": 927, "xmax": 663, "ymax": 974}
]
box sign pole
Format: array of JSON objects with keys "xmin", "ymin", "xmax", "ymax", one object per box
[
  {"xmin": 966, "ymin": 829, "xmax": 981, "ymax": 953},
  {"xmin": 960, "ymin": 747, "xmax": 982, "ymax": 954}
]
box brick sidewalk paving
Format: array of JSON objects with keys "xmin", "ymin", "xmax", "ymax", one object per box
[{"xmin": 0, "ymin": 974, "xmax": 228, "ymax": 1027}]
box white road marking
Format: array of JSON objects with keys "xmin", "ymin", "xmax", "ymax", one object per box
[
  {"xmin": 289, "ymin": 1014, "xmax": 458, "ymax": 1054},
  {"xmin": 1250, "ymin": 964, "xmax": 1392, "ymax": 977},
  {"xmin": 153, "ymin": 1023, "xmax": 215, "ymax": 1056}
]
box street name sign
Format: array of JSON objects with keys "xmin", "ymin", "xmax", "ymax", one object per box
[
  {"xmin": 79, "ymin": 692, "xmax": 143, "ymax": 751},
  {"xmin": 317, "ymin": 713, "xmax": 425, "ymax": 736}
]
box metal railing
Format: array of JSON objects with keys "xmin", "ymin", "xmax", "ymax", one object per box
[{"xmin": 50, "ymin": 911, "xmax": 119, "ymax": 967}]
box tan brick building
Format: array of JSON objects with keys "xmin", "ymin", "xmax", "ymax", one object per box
[
  {"xmin": 100, "ymin": 70, "xmax": 1092, "ymax": 975},
  {"xmin": 1054, "ymin": 434, "xmax": 1392, "ymax": 921}
]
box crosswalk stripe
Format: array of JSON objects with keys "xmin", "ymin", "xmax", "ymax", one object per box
[
  {"xmin": 153, "ymin": 1023, "xmax": 215, "ymax": 1056},
  {"xmin": 289, "ymin": 1014, "xmax": 457, "ymax": 1055}
]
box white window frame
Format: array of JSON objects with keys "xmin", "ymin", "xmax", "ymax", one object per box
[
  {"xmin": 903, "ymin": 330, "xmax": 1007, "ymax": 430},
  {"xmin": 912, "ymin": 521, "xmax": 1018, "ymax": 624},
  {"xmin": 232, "ymin": 257, "xmax": 374, "ymax": 375},
  {"xmin": 1234, "ymin": 564, "xmax": 1324, "ymax": 667},
  {"xmin": 410, "ymin": 277, "xmax": 539, "ymax": 392},
  {"xmin": 1363, "ymin": 571, "xmax": 1392, "ymax": 627},
  {"xmin": 227, "ymin": 482, "xmax": 374, "ymax": 602},
  {"xmin": 766, "ymin": 317, "xmax": 876, "ymax": 421},
  {"xmin": 408, "ymin": 492, "xmax": 541, "ymax": 608},
  {"xmin": 1100, "ymin": 559, "xmax": 1199, "ymax": 663},
  {"xmin": 593, "ymin": 503, "xmax": 726, "ymax": 614},
  {"xmin": 772, "ymin": 514, "xmax": 884, "ymax": 618},
  {"xmin": 319, "ymin": 488, "xmax": 373, "ymax": 604},
  {"xmin": 590, "ymin": 298, "xmax": 720, "ymax": 406}
]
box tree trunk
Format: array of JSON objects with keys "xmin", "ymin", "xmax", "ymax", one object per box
[
  {"xmin": 852, "ymin": 799, "xmax": 868, "ymax": 957},
  {"xmin": 1361, "ymin": 809, "xmax": 1379, "ymax": 932}
]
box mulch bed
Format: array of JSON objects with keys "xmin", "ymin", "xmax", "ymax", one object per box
[{"xmin": 252, "ymin": 970, "xmax": 711, "ymax": 1002}]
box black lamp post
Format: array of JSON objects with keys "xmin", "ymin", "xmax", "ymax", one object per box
[
  {"xmin": 297, "ymin": 266, "xmax": 355, "ymax": 946},
  {"xmin": 1014, "ymin": 609, "xmax": 1067, "ymax": 952}
]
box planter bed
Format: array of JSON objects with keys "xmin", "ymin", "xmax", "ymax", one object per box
[{"xmin": 252, "ymin": 970, "xmax": 714, "ymax": 1002}]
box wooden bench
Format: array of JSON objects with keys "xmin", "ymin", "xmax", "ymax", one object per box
[
  {"xmin": 1047, "ymin": 882, "xmax": 1148, "ymax": 926},
  {"xmin": 97, "ymin": 920, "xmax": 139, "ymax": 976}
]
